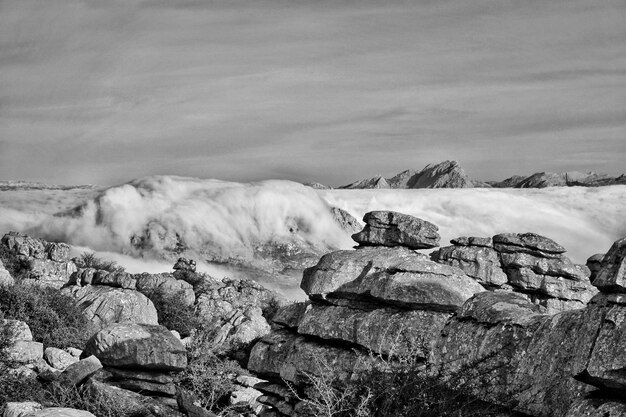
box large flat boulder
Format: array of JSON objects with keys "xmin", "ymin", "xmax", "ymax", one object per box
[
  {"xmin": 302, "ymin": 246, "xmax": 484, "ymax": 310},
  {"xmin": 135, "ymin": 272, "xmax": 195, "ymax": 306},
  {"xmin": 493, "ymin": 232, "xmax": 566, "ymax": 257},
  {"xmin": 61, "ymin": 285, "xmax": 158, "ymax": 329},
  {"xmin": 351, "ymin": 211, "xmax": 440, "ymax": 249},
  {"xmin": 83, "ymin": 323, "xmax": 187, "ymax": 371}
]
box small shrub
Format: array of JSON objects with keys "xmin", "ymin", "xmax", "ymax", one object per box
[
  {"xmin": 177, "ymin": 327, "xmax": 250, "ymax": 414},
  {"xmin": 75, "ymin": 252, "xmax": 123, "ymax": 273},
  {"xmin": 0, "ymin": 283, "xmax": 92, "ymax": 348},
  {"xmin": 143, "ymin": 289, "xmax": 201, "ymax": 337}
]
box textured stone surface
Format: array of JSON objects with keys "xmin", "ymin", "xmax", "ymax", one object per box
[
  {"xmin": 44, "ymin": 347, "xmax": 78, "ymax": 371},
  {"xmin": 91, "ymin": 270, "xmax": 137, "ymax": 290},
  {"xmin": 587, "ymin": 253, "xmax": 605, "ymax": 283},
  {"xmin": 352, "ymin": 211, "xmax": 440, "ymax": 249},
  {"xmin": 57, "ymin": 355, "xmax": 102, "ymax": 386},
  {"xmin": 450, "ymin": 236, "xmax": 493, "ymax": 248},
  {"xmin": 135, "ymin": 272, "xmax": 195, "ymax": 306},
  {"xmin": 330, "ymin": 207, "xmax": 361, "ymax": 235},
  {"xmin": 62, "ymin": 285, "xmax": 158, "ymax": 329},
  {"xmin": 298, "ymin": 304, "xmax": 450, "ymax": 357},
  {"xmin": 302, "ymin": 246, "xmax": 484, "ymax": 310},
  {"xmin": 565, "ymin": 397, "xmax": 626, "ymax": 417},
  {"xmin": 271, "ymin": 302, "xmax": 309, "ymax": 329},
  {"xmin": 432, "ymin": 245, "xmax": 507, "ymax": 288},
  {"xmin": 83, "ymin": 323, "xmax": 187, "ymax": 371},
  {"xmin": 493, "ymin": 232, "xmax": 566, "ymax": 257},
  {"xmin": 3, "ymin": 401, "xmax": 44, "ymax": 417},
  {"xmin": 430, "ymin": 290, "xmax": 615, "ymax": 417},
  {"xmin": 5, "ymin": 340, "xmax": 43, "ymax": 364},
  {"xmin": 247, "ymin": 330, "xmax": 370, "ymax": 385},
  {"xmin": 1, "ymin": 319, "xmax": 33, "ymax": 341},
  {"xmin": 593, "ymin": 237, "xmax": 626, "ymax": 292},
  {"xmin": 0, "ymin": 259, "xmax": 14, "ymax": 286}
]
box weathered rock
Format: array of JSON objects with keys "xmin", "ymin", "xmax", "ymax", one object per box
[
  {"xmin": 105, "ymin": 367, "xmax": 175, "ymax": 384},
  {"xmin": 587, "ymin": 253, "xmax": 605, "ymax": 283},
  {"xmin": 247, "ymin": 329, "xmax": 370, "ymax": 385},
  {"xmin": 298, "ymin": 304, "xmax": 450, "ymax": 357},
  {"xmin": 57, "ymin": 355, "xmax": 102, "ymax": 386},
  {"xmin": 1, "ymin": 319, "xmax": 33, "ymax": 341},
  {"xmin": 0, "ymin": 259, "xmax": 14, "ymax": 286},
  {"xmin": 432, "ymin": 245, "xmax": 507, "ymax": 288},
  {"xmin": 230, "ymin": 386, "xmax": 263, "ymax": 411},
  {"xmin": 83, "ymin": 323, "xmax": 187, "ymax": 371},
  {"xmin": 177, "ymin": 389, "xmax": 217, "ymax": 417},
  {"xmin": 2, "ymin": 232, "xmax": 46, "ymax": 259},
  {"xmin": 195, "ymin": 276, "xmax": 279, "ymax": 347},
  {"xmin": 431, "ymin": 291, "xmax": 613, "ymax": 417},
  {"xmin": 271, "ymin": 302, "xmax": 309, "ymax": 329},
  {"xmin": 3, "ymin": 401, "xmax": 43, "ymax": 417},
  {"xmin": 593, "ymin": 237, "xmax": 626, "ymax": 292},
  {"xmin": 111, "ymin": 378, "xmax": 177, "ymax": 396},
  {"xmin": 330, "ymin": 207, "xmax": 361, "ymax": 235},
  {"xmin": 46, "ymin": 242, "xmax": 71, "ymax": 262},
  {"xmin": 61, "ymin": 285, "xmax": 158, "ymax": 329},
  {"xmin": 565, "ymin": 397, "xmax": 626, "ymax": 417},
  {"xmin": 352, "ymin": 211, "xmax": 440, "ymax": 249},
  {"xmin": 500, "ymin": 252, "xmax": 591, "ymax": 282},
  {"xmin": 493, "ymin": 232, "xmax": 566, "ymax": 257},
  {"xmin": 91, "ymin": 270, "xmax": 137, "ymax": 290},
  {"xmin": 83, "ymin": 378, "xmax": 184, "ymax": 417},
  {"xmin": 135, "ymin": 272, "xmax": 195, "ymax": 306},
  {"xmin": 302, "ymin": 246, "xmax": 484, "ymax": 310},
  {"xmin": 578, "ymin": 304, "xmax": 626, "ymax": 392},
  {"xmin": 450, "ymin": 236, "xmax": 493, "ymax": 248},
  {"xmin": 44, "ymin": 347, "xmax": 78, "ymax": 371},
  {"xmin": 5, "ymin": 341, "xmax": 43, "ymax": 364},
  {"xmin": 173, "ymin": 257, "xmax": 196, "ymax": 272},
  {"xmin": 22, "ymin": 258, "xmax": 77, "ymax": 288}
]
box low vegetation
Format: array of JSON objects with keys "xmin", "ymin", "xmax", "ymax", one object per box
[
  {"xmin": 143, "ymin": 289, "xmax": 201, "ymax": 338},
  {"xmin": 75, "ymin": 252, "xmax": 123, "ymax": 273},
  {"xmin": 0, "ymin": 282, "xmax": 92, "ymax": 349}
]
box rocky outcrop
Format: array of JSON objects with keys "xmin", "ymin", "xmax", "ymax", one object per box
[
  {"xmin": 1, "ymin": 232, "xmax": 76, "ymax": 288},
  {"xmin": 195, "ymin": 276, "xmax": 281, "ymax": 348},
  {"xmin": 81, "ymin": 323, "xmax": 188, "ymax": 416},
  {"xmin": 83, "ymin": 323, "xmax": 187, "ymax": 371},
  {"xmin": 430, "ymin": 236, "xmax": 626, "ymax": 417},
  {"xmin": 61, "ymin": 285, "xmax": 158, "ymax": 330},
  {"xmin": 0, "ymin": 259, "xmax": 14, "ymax": 286},
  {"xmin": 351, "ymin": 211, "xmax": 440, "ymax": 249},
  {"xmin": 433, "ymin": 233, "xmax": 597, "ymax": 313},
  {"xmin": 1, "ymin": 319, "xmax": 43, "ymax": 366},
  {"xmin": 135, "ymin": 272, "xmax": 196, "ymax": 306}
]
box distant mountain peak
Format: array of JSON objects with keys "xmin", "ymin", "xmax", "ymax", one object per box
[{"xmin": 340, "ymin": 160, "xmax": 474, "ymax": 190}]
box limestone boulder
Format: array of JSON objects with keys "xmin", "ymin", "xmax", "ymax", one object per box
[
  {"xmin": 135, "ymin": 272, "xmax": 195, "ymax": 306},
  {"xmin": 302, "ymin": 246, "xmax": 483, "ymax": 311},
  {"xmin": 2, "ymin": 232, "xmax": 46, "ymax": 259},
  {"xmin": 271, "ymin": 302, "xmax": 309, "ymax": 329},
  {"xmin": 593, "ymin": 237, "xmax": 626, "ymax": 292},
  {"xmin": 330, "ymin": 207, "xmax": 361, "ymax": 235},
  {"xmin": 493, "ymin": 232, "xmax": 566, "ymax": 257},
  {"xmin": 5, "ymin": 341, "xmax": 43, "ymax": 364},
  {"xmin": 61, "ymin": 285, "xmax": 158, "ymax": 329},
  {"xmin": 3, "ymin": 402, "xmax": 44, "ymax": 417},
  {"xmin": 57, "ymin": 355, "xmax": 102, "ymax": 386},
  {"xmin": 23, "ymin": 258, "xmax": 77, "ymax": 288},
  {"xmin": 352, "ymin": 211, "xmax": 440, "ymax": 249},
  {"xmin": 44, "ymin": 347, "xmax": 78, "ymax": 371},
  {"xmin": 28, "ymin": 409, "xmax": 96, "ymax": 417},
  {"xmin": 45, "ymin": 242, "xmax": 71, "ymax": 262},
  {"xmin": 247, "ymin": 329, "xmax": 369, "ymax": 385},
  {"xmin": 432, "ymin": 244, "xmax": 507, "ymax": 288},
  {"xmin": 83, "ymin": 323, "xmax": 187, "ymax": 371},
  {"xmin": 91, "ymin": 270, "xmax": 137, "ymax": 290},
  {"xmin": 450, "ymin": 236, "xmax": 493, "ymax": 247}
]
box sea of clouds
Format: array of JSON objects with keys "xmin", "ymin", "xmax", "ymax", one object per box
[{"xmin": 0, "ymin": 176, "xmax": 624, "ymax": 298}]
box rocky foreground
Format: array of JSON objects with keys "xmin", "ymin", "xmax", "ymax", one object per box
[{"xmin": 0, "ymin": 210, "xmax": 624, "ymax": 417}]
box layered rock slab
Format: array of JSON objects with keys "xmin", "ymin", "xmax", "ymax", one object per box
[
  {"xmin": 351, "ymin": 211, "xmax": 440, "ymax": 249},
  {"xmin": 83, "ymin": 323, "xmax": 187, "ymax": 371}
]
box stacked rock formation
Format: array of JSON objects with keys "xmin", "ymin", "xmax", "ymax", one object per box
[
  {"xmin": 247, "ymin": 211, "xmax": 484, "ymax": 415},
  {"xmin": 432, "ymin": 232, "xmax": 597, "ymax": 313},
  {"xmin": 82, "ymin": 323, "xmax": 189, "ymax": 416},
  {"xmin": 430, "ymin": 236, "xmax": 626, "ymax": 416},
  {"xmin": 1, "ymin": 232, "xmax": 76, "ymax": 288}
]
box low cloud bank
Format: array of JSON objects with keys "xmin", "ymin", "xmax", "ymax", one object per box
[
  {"xmin": 320, "ymin": 185, "xmax": 626, "ymax": 263},
  {"xmin": 0, "ymin": 177, "xmax": 623, "ymax": 284}
]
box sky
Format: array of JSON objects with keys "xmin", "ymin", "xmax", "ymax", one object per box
[{"xmin": 1, "ymin": 0, "xmax": 625, "ymax": 187}]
